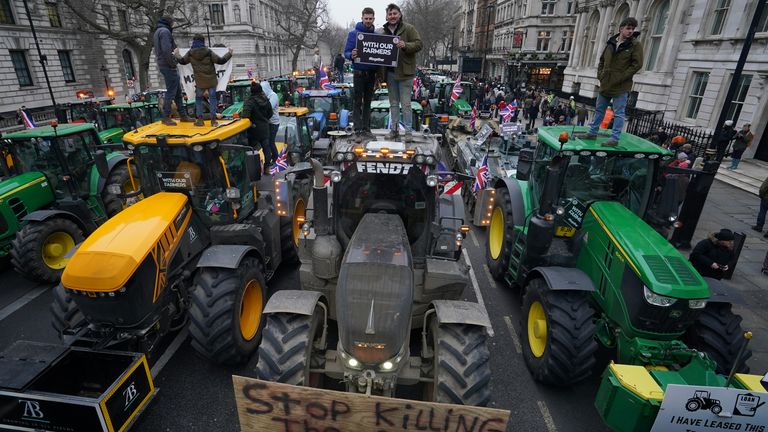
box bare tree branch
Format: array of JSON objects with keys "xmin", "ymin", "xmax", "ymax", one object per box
[{"xmin": 275, "ymin": 0, "xmax": 330, "ymax": 70}]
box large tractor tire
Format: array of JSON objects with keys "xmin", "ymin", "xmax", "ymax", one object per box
[
  {"xmin": 486, "ymin": 187, "xmax": 516, "ymax": 281},
  {"xmin": 51, "ymin": 284, "xmax": 84, "ymax": 336},
  {"xmin": 102, "ymin": 163, "xmax": 141, "ymax": 217},
  {"xmin": 521, "ymin": 278, "xmax": 597, "ymax": 386},
  {"xmin": 279, "ymin": 186, "xmax": 306, "ymax": 265},
  {"xmin": 256, "ymin": 307, "xmax": 324, "ymax": 386},
  {"xmin": 683, "ymin": 303, "xmax": 752, "ymax": 374},
  {"xmin": 189, "ymin": 256, "xmax": 267, "ymax": 365},
  {"xmin": 425, "ymin": 320, "xmax": 492, "ymax": 406},
  {"xmin": 11, "ymin": 218, "xmax": 84, "ymax": 283}
]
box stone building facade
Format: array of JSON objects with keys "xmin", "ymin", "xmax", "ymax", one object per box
[{"xmin": 563, "ymin": 0, "xmax": 768, "ymax": 161}]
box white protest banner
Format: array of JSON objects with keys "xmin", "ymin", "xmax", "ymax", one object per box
[{"xmin": 176, "ymin": 47, "xmax": 234, "ymax": 99}]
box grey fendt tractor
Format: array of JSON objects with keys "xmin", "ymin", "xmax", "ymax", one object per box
[{"xmin": 256, "ymin": 129, "xmax": 493, "ymax": 406}]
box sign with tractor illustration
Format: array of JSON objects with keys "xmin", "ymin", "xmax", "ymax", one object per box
[{"xmin": 651, "ymin": 384, "xmax": 767, "ymax": 431}]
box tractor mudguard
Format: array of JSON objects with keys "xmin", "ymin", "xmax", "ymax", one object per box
[
  {"xmin": 704, "ymin": 277, "xmax": 743, "ymax": 305},
  {"xmin": 263, "ymin": 289, "xmax": 325, "ymax": 316},
  {"xmin": 494, "ymin": 177, "xmax": 525, "ymax": 226},
  {"xmin": 438, "ymin": 194, "xmax": 464, "ymax": 228},
  {"xmin": 96, "ymin": 154, "xmax": 129, "ymax": 193},
  {"xmin": 22, "ymin": 209, "xmax": 94, "ymax": 234},
  {"xmin": 526, "ymin": 266, "xmax": 596, "ymax": 291},
  {"xmin": 431, "ymin": 300, "xmax": 492, "ymax": 329},
  {"xmin": 197, "ymin": 244, "xmax": 257, "ymax": 269}
]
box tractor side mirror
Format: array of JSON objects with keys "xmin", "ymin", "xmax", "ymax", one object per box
[
  {"xmin": 516, "ymin": 148, "xmax": 534, "ymax": 181},
  {"xmin": 246, "ymin": 150, "xmax": 261, "ymax": 182},
  {"xmin": 94, "ymin": 150, "xmax": 109, "ymax": 178}
]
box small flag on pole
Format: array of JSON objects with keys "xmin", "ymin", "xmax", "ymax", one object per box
[
  {"xmin": 413, "ymin": 77, "xmax": 421, "ymax": 99},
  {"xmin": 472, "ymin": 155, "xmax": 489, "ymax": 193},
  {"xmin": 469, "ymin": 100, "xmax": 477, "ymax": 130},
  {"xmin": 20, "ymin": 109, "xmax": 36, "ymax": 129},
  {"xmin": 499, "ymin": 104, "xmax": 513, "ymax": 123},
  {"xmin": 449, "ymin": 75, "xmax": 462, "ymax": 106},
  {"xmin": 270, "ymin": 148, "xmax": 288, "ymax": 175},
  {"xmin": 318, "ymin": 64, "xmax": 335, "ymax": 90}
]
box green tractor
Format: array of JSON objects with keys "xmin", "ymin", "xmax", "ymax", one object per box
[
  {"xmin": 97, "ymin": 102, "xmax": 161, "ymax": 144},
  {"xmin": 0, "ymin": 123, "xmax": 138, "ymax": 282},
  {"xmin": 64, "ymin": 97, "xmax": 115, "ymax": 124},
  {"xmin": 369, "ymin": 100, "xmax": 424, "ymax": 130},
  {"xmin": 221, "ymin": 79, "xmax": 253, "ymax": 119},
  {"xmin": 430, "ymin": 80, "xmax": 474, "ymax": 118},
  {"xmin": 484, "ymin": 126, "xmax": 763, "ymax": 431},
  {"xmin": 268, "ymin": 77, "xmax": 296, "ymax": 106}
]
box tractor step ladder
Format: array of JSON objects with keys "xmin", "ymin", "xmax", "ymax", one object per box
[{"xmin": 505, "ymin": 231, "xmax": 526, "ymax": 286}]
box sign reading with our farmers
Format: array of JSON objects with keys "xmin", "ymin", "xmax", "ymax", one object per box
[{"xmin": 355, "ymin": 33, "xmax": 399, "ymax": 67}]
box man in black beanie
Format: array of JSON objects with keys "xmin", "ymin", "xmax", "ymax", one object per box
[{"xmin": 689, "ymin": 229, "xmax": 736, "ymax": 280}]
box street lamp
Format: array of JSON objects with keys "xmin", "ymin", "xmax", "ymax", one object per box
[
  {"xmin": 22, "ymin": 0, "xmax": 65, "ymax": 121},
  {"xmin": 203, "ymin": 14, "xmax": 211, "ymax": 46},
  {"xmin": 100, "ymin": 65, "xmax": 114, "ymax": 98}
]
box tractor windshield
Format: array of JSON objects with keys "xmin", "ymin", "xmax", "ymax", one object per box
[
  {"xmin": 277, "ymin": 116, "xmax": 311, "ymax": 155},
  {"xmin": 370, "ymin": 110, "xmax": 389, "ymax": 129},
  {"xmin": 295, "ymin": 76, "xmax": 313, "ymax": 89},
  {"xmin": 303, "ymin": 96, "xmax": 334, "ymax": 116},
  {"xmin": 442, "ymin": 83, "xmax": 472, "ymax": 102},
  {"xmin": 69, "ymin": 103, "xmax": 98, "ymax": 123},
  {"xmin": 102, "ymin": 109, "xmax": 136, "ymax": 130},
  {"xmin": 230, "ymin": 85, "xmax": 251, "ymax": 104}
]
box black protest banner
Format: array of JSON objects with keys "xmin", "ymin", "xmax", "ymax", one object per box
[{"xmin": 355, "ymin": 33, "xmax": 399, "ymax": 67}]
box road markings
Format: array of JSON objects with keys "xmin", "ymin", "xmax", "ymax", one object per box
[
  {"xmin": 482, "ymin": 264, "xmax": 499, "ymax": 290},
  {"xmin": 503, "ymin": 315, "xmax": 522, "ymax": 354},
  {"xmin": 462, "ymin": 249, "xmax": 494, "ymax": 337},
  {"xmin": 470, "ymin": 229, "xmax": 480, "ymax": 248},
  {"xmin": 0, "ymin": 286, "xmax": 49, "ymax": 322},
  {"xmin": 151, "ymin": 327, "xmax": 188, "ymax": 378},
  {"xmin": 537, "ymin": 400, "xmax": 558, "ymax": 432}
]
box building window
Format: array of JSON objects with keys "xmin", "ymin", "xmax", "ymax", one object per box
[
  {"xmin": 541, "ymin": 0, "xmax": 556, "ymax": 16},
  {"xmin": 646, "ymin": 0, "xmax": 669, "ymax": 71},
  {"xmin": 10, "ymin": 50, "xmax": 33, "ymax": 87},
  {"xmin": 559, "ymin": 30, "xmax": 573, "ymax": 52},
  {"xmin": 725, "ymin": 74, "xmax": 752, "ymax": 123},
  {"xmin": 710, "ymin": 0, "xmax": 730, "ymax": 35},
  {"xmin": 757, "ymin": 4, "xmax": 768, "ymax": 32},
  {"xmin": 250, "ymin": 5, "xmax": 256, "ymax": 26},
  {"xmin": 46, "ymin": 1, "xmax": 62, "ymax": 27},
  {"xmin": 582, "ymin": 11, "xmax": 600, "ymax": 67},
  {"xmin": 0, "ymin": 0, "xmax": 14, "ymax": 24},
  {"xmin": 118, "ymin": 9, "xmax": 128, "ymax": 31},
  {"xmin": 519, "ymin": 0, "xmax": 527, "ymax": 17},
  {"xmin": 685, "ymin": 72, "xmax": 709, "ymax": 119},
  {"xmin": 537, "ymin": 31, "xmax": 551, "ymax": 51},
  {"xmin": 566, "ymin": 0, "xmax": 574, "ymax": 15},
  {"xmin": 122, "ymin": 49, "xmax": 135, "ymax": 80},
  {"xmin": 209, "ymin": 4, "xmax": 224, "ymax": 25},
  {"xmin": 58, "ymin": 50, "xmax": 75, "ymax": 82}
]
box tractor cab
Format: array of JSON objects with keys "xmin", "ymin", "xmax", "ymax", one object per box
[
  {"xmin": 65, "ymin": 97, "xmax": 113, "ymax": 124},
  {"xmin": 369, "ymin": 100, "xmax": 424, "ymax": 130},
  {"xmin": 298, "ymin": 89, "xmax": 349, "ymax": 137},
  {"xmin": 221, "ymin": 80, "xmax": 254, "ymax": 118},
  {"xmin": 333, "ymin": 82, "xmax": 354, "ymax": 110},
  {"xmin": 430, "ymin": 80, "xmax": 473, "ymax": 117},
  {"xmin": 293, "ymin": 73, "xmax": 315, "ymax": 92},
  {"xmin": 276, "ymin": 107, "xmax": 313, "ymax": 163},
  {"xmin": 268, "ymin": 77, "xmax": 295, "ymax": 106},
  {"xmin": 373, "ymin": 88, "xmax": 389, "ymax": 101},
  {"xmin": 97, "ymin": 102, "xmax": 160, "ymax": 144}
]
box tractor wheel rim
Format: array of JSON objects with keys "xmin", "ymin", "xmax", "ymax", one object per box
[
  {"xmin": 292, "ymin": 199, "xmax": 306, "ymax": 247},
  {"xmin": 527, "ymin": 301, "xmax": 547, "ymax": 358},
  {"xmin": 239, "ymin": 279, "xmax": 264, "ymax": 341},
  {"xmin": 489, "ymin": 206, "xmax": 504, "ymax": 260},
  {"xmin": 42, "ymin": 231, "xmax": 75, "ymax": 270}
]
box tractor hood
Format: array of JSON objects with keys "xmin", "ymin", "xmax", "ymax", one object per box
[
  {"xmin": 0, "ymin": 172, "xmax": 48, "ymax": 199},
  {"xmin": 98, "ymin": 128, "xmax": 125, "ymax": 144},
  {"xmin": 62, "ymin": 192, "xmax": 190, "ymax": 292},
  {"xmin": 582, "ymin": 201, "xmax": 709, "ymax": 299},
  {"xmin": 222, "ymin": 102, "xmax": 244, "ymax": 117},
  {"xmin": 336, "ymin": 214, "xmax": 413, "ymax": 366}
]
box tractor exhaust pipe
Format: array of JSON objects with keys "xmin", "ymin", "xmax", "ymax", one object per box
[
  {"xmin": 310, "ymin": 158, "xmax": 329, "ymax": 235},
  {"xmin": 525, "ymin": 154, "xmax": 567, "ymax": 260}
]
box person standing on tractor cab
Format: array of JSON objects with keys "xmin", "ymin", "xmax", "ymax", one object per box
[
  {"xmin": 334, "ymin": 53, "xmax": 346, "ymax": 83},
  {"xmin": 242, "ymin": 82, "xmax": 274, "ymax": 173},
  {"xmin": 345, "ymin": 7, "xmax": 378, "ymax": 139},
  {"xmin": 174, "ymin": 34, "xmax": 233, "ymax": 127},
  {"xmin": 312, "ymin": 48, "xmax": 322, "ymax": 88},
  {"xmin": 153, "ymin": 15, "xmax": 192, "ymax": 126},
  {"xmin": 382, "ymin": 3, "xmax": 422, "ymax": 142},
  {"xmin": 690, "ymin": 229, "xmax": 736, "ymax": 280},
  {"xmin": 260, "ymin": 81, "xmax": 280, "ymax": 167},
  {"xmin": 586, "ymin": 17, "xmax": 643, "ymax": 147}
]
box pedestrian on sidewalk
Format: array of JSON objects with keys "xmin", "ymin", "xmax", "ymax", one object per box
[
  {"xmin": 690, "ymin": 229, "xmax": 736, "ymax": 280},
  {"xmin": 174, "ymin": 35, "xmax": 233, "ymax": 127},
  {"xmin": 153, "ymin": 15, "xmax": 192, "ymax": 126},
  {"xmin": 713, "ymin": 120, "xmax": 737, "ymax": 160},
  {"xmin": 751, "ymin": 175, "xmax": 768, "ymax": 238},
  {"xmin": 728, "ymin": 123, "xmax": 753, "ymax": 170},
  {"xmin": 586, "ymin": 17, "xmax": 643, "ymax": 147}
]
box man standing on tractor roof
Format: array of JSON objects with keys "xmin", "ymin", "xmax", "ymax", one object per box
[
  {"xmin": 382, "ymin": 3, "xmax": 422, "ymax": 142},
  {"xmin": 153, "ymin": 15, "xmax": 193, "ymax": 126},
  {"xmin": 345, "ymin": 7, "xmax": 378, "ymax": 139},
  {"xmin": 585, "ymin": 17, "xmax": 643, "ymax": 147}
]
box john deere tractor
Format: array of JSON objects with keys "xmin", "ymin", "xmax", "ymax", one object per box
[
  {"xmin": 430, "ymin": 80, "xmax": 474, "ymax": 118},
  {"xmin": 51, "ymin": 118, "xmax": 312, "ymax": 364},
  {"xmin": 256, "ymin": 129, "xmax": 493, "ymax": 407},
  {"xmin": 0, "ymin": 122, "xmax": 137, "ymax": 282},
  {"xmin": 369, "ymin": 100, "xmax": 424, "ymax": 131},
  {"xmin": 97, "ymin": 101, "xmax": 160, "ymax": 144},
  {"xmin": 483, "ymin": 126, "xmax": 763, "ymax": 430},
  {"xmin": 221, "ymin": 79, "xmax": 253, "ymax": 118}
]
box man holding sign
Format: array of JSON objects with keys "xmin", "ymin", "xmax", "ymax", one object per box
[
  {"xmin": 345, "ymin": 7, "xmax": 378, "ymax": 137},
  {"xmin": 174, "ymin": 34, "xmax": 233, "ymax": 126},
  {"xmin": 382, "ymin": 3, "xmax": 422, "ymax": 142}
]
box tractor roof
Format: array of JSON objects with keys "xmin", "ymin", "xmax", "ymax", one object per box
[
  {"xmin": 3, "ymin": 123, "xmax": 97, "ymax": 139},
  {"xmin": 101, "ymin": 102, "xmax": 152, "ymax": 110},
  {"xmin": 301, "ymin": 89, "xmax": 342, "ymax": 97},
  {"xmin": 269, "ymin": 77, "xmax": 291, "ymax": 82},
  {"xmin": 121, "ymin": 119, "xmax": 250, "ymax": 145},
  {"xmin": 278, "ymin": 106, "xmax": 309, "ymax": 117},
  {"xmin": 538, "ymin": 126, "xmax": 672, "ymax": 156},
  {"xmin": 370, "ymin": 100, "xmax": 423, "ymax": 112},
  {"xmin": 228, "ymin": 80, "xmax": 254, "ymax": 88}
]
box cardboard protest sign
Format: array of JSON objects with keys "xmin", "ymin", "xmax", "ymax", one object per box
[
  {"xmin": 355, "ymin": 33, "xmax": 399, "ymax": 67},
  {"xmin": 176, "ymin": 47, "xmax": 234, "ymax": 99}
]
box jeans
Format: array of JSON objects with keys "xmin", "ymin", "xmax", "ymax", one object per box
[
  {"xmin": 387, "ymin": 72, "xmax": 414, "ymax": 130},
  {"xmin": 159, "ymin": 67, "xmax": 183, "ymax": 118},
  {"xmin": 757, "ymin": 197, "xmax": 768, "ymax": 229},
  {"xmin": 195, "ymin": 86, "xmax": 217, "ymax": 119},
  {"xmin": 353, "ymin": 70, "xmax": 376, "ymax": 132},
  {"xmin": 268, "ymin": 123, "xmax": 279, "ymax": 163},
  {"xmin": 588, "ymin": 92, "xmax": 628, "ymax": 140},
  {"xmin": 336, "ymin": 69, "xmax": 344, "ymax": 83},
  {"xmin": 730, "ymin": 149, "xmax": 746, "ymax": 169}
]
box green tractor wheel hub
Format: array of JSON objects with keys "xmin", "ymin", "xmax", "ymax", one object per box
[
  {"xmin": 528, "ymin": 301, "xmax": 547, "ymax": 358},
  {"xmin": 42, "ymin": 231, "xmax": 75, "ymax": 269},
  {"xmin": 489, "ymin": 206, "xmax": 504, "ymax": 260}
]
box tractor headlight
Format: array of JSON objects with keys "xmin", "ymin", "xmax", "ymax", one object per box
[
  {"xmin": 414, "ymin": 154, "xmax": 426, "ymax": 164},
  {"xmin": 348, "ymin": 358, "xmax": 359, "ymax": 368},
  {"xmin": 208, "ymin": 141, "xmax": 219, "ymax": 150},
  {"xmin": 344, "ymin": 152, "xmax": 356, "ymax": 161},
  {"xmin": 643, "ymin": 286, "xmax": 677, "ymax": 307},
  {"xmin": 226, "ymin": 187, "xmax": 240, "ymax": 200},
  {"xmin": 334, "ymin": 152, "xmax": 345, "ymax": 161},
  {"xmin": 381, "ymin": 361, "xmax": 394, "ymax": 371},
  {"xmin": 425, "ymin": 155, "xmax": 436, "ymax": 165},
  {"xmin": 339, "ymin": 349, "xmax": 362, "ymax": 370},
  {"xmin": 377, "ymin": 350, "xmax": 406, "ymax": 372},
  {"xmin": 126, "ymin": 143, "xmax": 135, "ymax": 151},
  {"xmin": 192, "ymin": 144, "xmax": 204, "ymax": 152},
  {"xmin": 330, "ymin": 170, "xmax": 342, "ymax": 183},
  {"xmin": 426, "ymin": 175, "xmax": 438, "ymax": 187},
  {"xmin": 668, "ymin": 215, "xmax": 678, "ymax": 222},
  {"xmin": 107, "ymin": 184, "xmax": 122, "ymax": 195},
  {"xmin": 688, "ymin": 299, "xmax": 708, "ymax": 309}
]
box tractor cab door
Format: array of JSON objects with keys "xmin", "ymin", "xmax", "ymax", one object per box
[{"xmin": 58, "ymin": 132, "xmax": 97, "ymax": 198}]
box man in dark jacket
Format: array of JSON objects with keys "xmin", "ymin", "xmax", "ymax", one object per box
[
  {"xmin": 751, "ymin": 175, "xmax": 768, "ymax": 237},
  {"xmin": 174, "ymin": 34, "xmax": 233, "ymax": 126},
  {"xmin": 344, "ymin": 7, "xmax": 378, "ymax": 138},
  {"xmin": 153, "ymin": 16, "xmax": 192, "ymax": 125},
  {"xmin": 382, "ymin": 3, "xmax": 422, "ymax": 142},
  {"xmin": 333, "ymin": 53, "xmax": 346, "ymax": 83},
  {"xmin": 713, "ymin": 120, "xmax": 737, "ymax": 160},
  {"xmin": 690, "ymin": 229, "xmax": 736, "ymax": 280},
  {"xmin": 242, "ymin": 82, "xmax": 274, "ymax": 172},
  {"xmin": 586, "ymin": 17, "xmax": 643, "ymax": 147}
]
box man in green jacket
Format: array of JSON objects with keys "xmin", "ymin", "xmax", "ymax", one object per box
[
  {"xmin": 382, "ymin": 3, "xmax": 422, "ymax": 142},
  {"xmin": 751, "ymin": 175, "xmax": 768, "ymax": 238},
  {"xmin": 174, "ymin": 34, "xmax": 233, "ymax": 126},
  {"xmin": 586, "ymin": 17, "xmax": 643, "ymax": 147}
]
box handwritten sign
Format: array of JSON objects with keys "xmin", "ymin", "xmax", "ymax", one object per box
[
  {"xmin": 475, "ymin": 124, "xmax": 494, "ymax": 146},
  {"xmin": 233, "ymin": 376, "xmax": 510, "ymax": 432},
  {"xmin": 355, "ymin": 33, "xmax": 399, "ymax": 67}
]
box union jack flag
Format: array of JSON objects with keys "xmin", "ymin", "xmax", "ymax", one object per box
[
  {"xmin": 472, "ymin": 155, "xmax": 489, "ymax": 193},
  {"xmin": 413, "ymin": 77, "xmax": 421, "ymax": 99},
  {"xmin": 499, "ymin": 104, "xmax": 513, "ymax": 123},
  {"xmin": 449, "ymin": 76, "xmax": 462, "ymax": 106},
  {"xmin": 20, "ymin": 109, "xmax": 36, "ymax": 129},
  {"xmin": 318, "ymin": 64, "xmax": 335, "ymax": 90},
  {"xmin": 469, "ymin": 100, "xmax": 477, "ymax": 130},
  {"xmin": 270, "ymin": 147, "xmax": 288, "ymax": 175}
]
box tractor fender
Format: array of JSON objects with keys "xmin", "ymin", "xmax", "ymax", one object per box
[
  {"xmin": 263, "ymin": 290, "xmax": 326, "ymax": 316},
  {"xmin": 526, "ymin": 266, "xmax": 596, "ymax": 292},
  {"xmin": 438, "ymin": 193, "xmax": 464, "ymax": 228},
  {"xmin": 197, "ymin": 244, "xmax": 262, "ymax": 269},
  {"xmin": 493, "ymin": 177, "xmax": 526, "ymax": 227},
  {"xmin": 96, "ymin": 154, "xmax": 129, "ymax": 193},
  {"xmin": 22, "ymin": 209, "xmax": 94, "ymax": 234},
  {"xmin": 430, "ymin": 300, "xmax": 492, "ymax": 329},
  {"xmin": 704, "ymin": 277, "xmax": 743, "ymax": 305}
]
